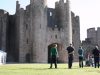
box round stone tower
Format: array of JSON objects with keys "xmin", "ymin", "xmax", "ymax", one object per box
[
  {"xmin": 55, "ymin": 0, "xmax": 72, "ymax": 48},
  {"xmin": 30, "ymin": 0, "xmax": 47, "ymax": 63},
  {"xmin": 62, "ymin": 0, "xmax": 72, "ymax": 47},
  {"xmin": 55, "ymin": 0, "xmax": 72, "ymax": 62},
  {"xmin": 65, "ymin": 0, "xmax": 72, "ymax": 45}
]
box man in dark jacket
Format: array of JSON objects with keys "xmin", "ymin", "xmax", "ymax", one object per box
[
  {"xmin": 66, "ymin": 44, "xmax": 74, "ymax": 69},
  {"xmin": 92, "ymin": 46, "xmax": 100, "ymax": 68}
]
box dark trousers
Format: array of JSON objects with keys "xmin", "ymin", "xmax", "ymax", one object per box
[
  {"xmin": 94, "ymin": 57, "xmax": 99, "ymax": 68},
  {"xmin": 50, "ymin": 55, "xmax": 57, "ymax": 68},
  {"xmin": 68, "ymin": 54, "xmax": 73, "ymax": 69},
  {"xmin": 79, "ymin": 56, "xmax": 83, "ymax": 68}
]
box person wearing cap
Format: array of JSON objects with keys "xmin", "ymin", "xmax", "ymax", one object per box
[{"xmin": 66, "ymin": 44, "xmax": 74, "ymax": 69}]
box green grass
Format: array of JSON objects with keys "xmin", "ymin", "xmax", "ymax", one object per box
[{"xmin": 0, "ymin": 63, "xmax": 100, "ymax": 75}]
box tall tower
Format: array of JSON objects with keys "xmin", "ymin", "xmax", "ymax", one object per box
[
  {"xmin": 30, "ymin": 0, "xmax": 47, "ymax": 63},
  {"xmin": 55, "ymin": 0, "xmax": 72, "ymax": 46},
  {"xmin": 65, "ymin": 0, "xmax": 72, "ymax": 44},
  {"xmin": 55, "ymin": 0, "xmax": 72, "ymax": 48},
  {"xmin": 54, "ymin": 0, "xmax": 72, "ymax": 62},
  {"xmin": 62, "ymin": 0, "xmax": 72, "ymax": 47}
]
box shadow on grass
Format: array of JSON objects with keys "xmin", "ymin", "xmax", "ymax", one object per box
[
  {"xmin": 10, "ymin": 67, "xmax": 79, "ymax": 71},
  {"xmin": 48, "ymin": 67, "xmax": 79, "ymax": 70},
  {"xmin": 17, "ymin": 68, "xmax": 49, "ymax": 70},
  {"xmin": 5, "ymin": 67, "xmax": 49, "ymax": 70}
]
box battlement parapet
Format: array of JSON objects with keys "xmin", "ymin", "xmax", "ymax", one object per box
[{"xmin": 0, "ymin": 9, "xmax": 8, "ymax": 16}]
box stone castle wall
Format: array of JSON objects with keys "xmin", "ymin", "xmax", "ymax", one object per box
[
  {"xmin": 0, "ymin": 10, "xmax": 8, "ymax": 51},
  {"xmin": 82, "ymin": 27, "xmax": 100, "ymax": 58},
  {"xmin": 86, "ymin": 27, "xmax": 100, "ymax": 47},
  {"xmin": 0, "ymin": 0, "xmax": 80, "ymax": 63},
  {"xmin": 87, "ymin": 28, "xmax": 97, "ymax": 44}
]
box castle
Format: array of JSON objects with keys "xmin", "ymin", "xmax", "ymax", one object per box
[
  {"xmin": 0, "ymin": 0, "xmax": 80, "ymax": 63},
  {"xmin": 82, "ymin": 27, "xmax": 100, "ymax": 55}
]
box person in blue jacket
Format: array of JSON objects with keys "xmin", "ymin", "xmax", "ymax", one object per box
[{"xmin": 78, "ymin": 46, "xmax": 84, "ymax": 68}]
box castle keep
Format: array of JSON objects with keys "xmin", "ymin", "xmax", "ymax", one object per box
[{"xmin": 0, "ymin": 0, "xmax": 80, "ymax": 63}]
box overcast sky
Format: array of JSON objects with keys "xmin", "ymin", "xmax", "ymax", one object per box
[{"xmin": 0, "ymin": 0, "xmax": 100, "ymax": 41}]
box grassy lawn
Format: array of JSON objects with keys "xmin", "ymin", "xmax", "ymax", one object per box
[{"xmin": 0, "ymin": 63, "xmax": 100, "ymax": 75}]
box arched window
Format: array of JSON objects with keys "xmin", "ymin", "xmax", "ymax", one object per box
[
  {"xmin": 26, "ymin": 24, "xmax": 28, "ymax": 30},
  {"xmin": 27, "ymin": 38, "xmax": 28, "ymax": 44},
  {"xmin": 50, "ymin": 12, "xmax": 52, "ymax": 16},
  {"xmin": 55, "ymin": 35, "xmax": 57, "ymax": 39}
]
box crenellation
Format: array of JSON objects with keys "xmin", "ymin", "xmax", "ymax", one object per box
[
  {"xmin": 60, "ymin": 0, "xmax": 64, "ymax": 3},
  {"xmin": 0, "ymin": 9, "xmax": 4, "ymax": 16}
]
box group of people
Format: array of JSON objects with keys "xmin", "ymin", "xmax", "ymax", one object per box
[{"xmin": 49, "ymin": 44, "xmax": 100, "ymax": 69}]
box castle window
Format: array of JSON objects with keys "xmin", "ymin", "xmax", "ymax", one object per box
[
  {"xmin": 40, "ymin": 24, "xmax": 41, "ymax": 29},
  {"xmin": 50, "ymin": 12, "xmax": 52, "ymax": 16},
  {"xmin": 73, "ymin": 30, "xmax": 75, "ymax": 34},
  {"xmin": 26, "ymin": 24, "xmax": 28, "ymax": 30},
  {"xmin": 27, "ymin": 38, "xmax": 28, "ymax": 44},
  {"xmin": 51, "ymin": 35, "xmax": 52, "ymax": 38},
  {"xmin": 55, "ymin": 35, "xmax": 57, "ymax": 39}
]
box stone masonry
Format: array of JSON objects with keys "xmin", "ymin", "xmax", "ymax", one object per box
[{"xmin": 0, "ymin": 0, "xmax": 80, "ymax": 63}]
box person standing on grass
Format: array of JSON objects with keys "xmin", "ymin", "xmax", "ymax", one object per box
[
  {"xmin": 66, "ymin": 44, "xmax": 74, "ymax": 69},
  {"xmin": 50, "ymin": 44, "xmax": 58, "ymax": 69},
  {"xmin": 92, "ymin": 46, "xmax": 100, "ymax": 68},
  {"xmin": 78, "ymin": 46, "xmax": 84, "ymax": 68},
  {"xmin": 89, "ymin": 56, "xmax": 94, "ymax": 67}
]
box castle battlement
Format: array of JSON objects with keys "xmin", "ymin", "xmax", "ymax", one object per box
[
  {"xmin": 87, "ymin": 27, "xmax": 95, "ymax": 33},
  {"xmin": 0, "ymin": 9, "xmax": 4, "ymax": 15},
  {"xmin": 0, "ymin": 9, "xmax": 8, "ymax": 16}
]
